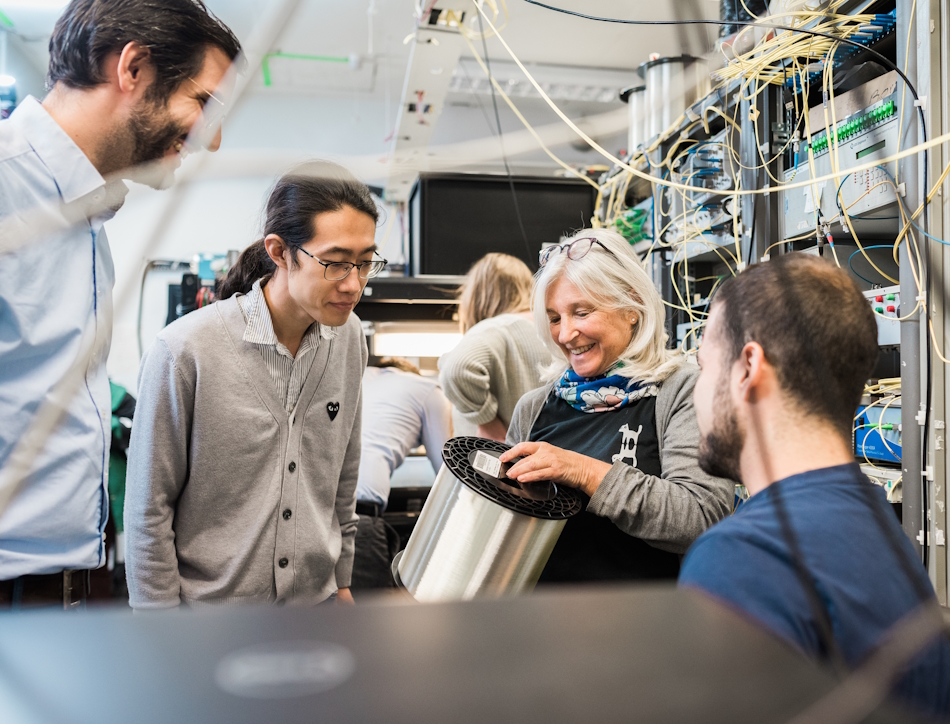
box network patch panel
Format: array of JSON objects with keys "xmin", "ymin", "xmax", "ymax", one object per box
[
  {"xmin": 785, "ymin": 10, "xmax": 897, "ymax": 94},
  {"xmin": 855, "ymin": 400, "xmax": 902, "ymax": 465},
  {"xmin": 861, "ymin": 464, "xmax": 902, "ymax": 503},
  {"xmin": 780, "ymin": 75, "xmax": 901, "ymax": 240},
  {"xmin": 809, "ymin": 100, "xmax": 896, "ymax": 155},
  {"xmin": 667, "ymin": 128, "xmax": 737, "ymax": 256},
  {"xmin": 612, "ymin": 200, "xmax": 652, "ymax": 244}
]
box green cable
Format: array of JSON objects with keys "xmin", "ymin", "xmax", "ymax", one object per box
[{"xmin": 260, "ymin": 52, "xmax": 350, "ymax": 88}]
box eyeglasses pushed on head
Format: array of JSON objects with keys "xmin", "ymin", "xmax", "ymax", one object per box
[{"xmin": 539, "ymin": 237, "xmax": 617, "ymax": 268}]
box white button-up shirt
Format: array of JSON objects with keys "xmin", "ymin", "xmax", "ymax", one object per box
[
  {"xmin": 357, "ymin": 366, "xmax": 451, "ymax": 508},
  {"xmin": 237, "ymin": 279, "xmax": 336, "ymax": 413},
  {"xmin": 0, "ymin": 97, "xmax": 128, "ymax": 577}
]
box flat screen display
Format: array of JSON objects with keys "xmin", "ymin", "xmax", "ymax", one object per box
[{"xmin": 409, "ymin": 174, "xmax": 597, "ymax": 276}]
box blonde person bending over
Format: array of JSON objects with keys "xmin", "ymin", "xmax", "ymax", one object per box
[
  {"xmin": 439, "ymin": 253, "xmax": 552, "ymax": 442},
  {"xmin": 499, "ymin": 229, "xmax": 733, "ymax": 583}
]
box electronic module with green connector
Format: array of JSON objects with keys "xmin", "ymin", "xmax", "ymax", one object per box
[{"xmin": 809, "ymin": 100, "xmax": 896, "ymax": 155}]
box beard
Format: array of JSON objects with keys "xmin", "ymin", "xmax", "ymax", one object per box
[
  {"xmin": 697, "ymin": 379, "xmax": 745, "ymax": 482},
  {"xmin": 119, "ymin": 99, "xmax": 189, "ymax": 189}
]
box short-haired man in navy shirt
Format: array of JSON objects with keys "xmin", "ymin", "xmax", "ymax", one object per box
[{"xmin": 681, "ymin": 254, "xmax": 950, "ymax": 720}]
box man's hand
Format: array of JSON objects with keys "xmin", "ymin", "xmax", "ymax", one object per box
[
  {"xmin": 336, "ymin": 588, "xmax": 355, "ymax": 605},
  {"xmin": 499, "ymin": 442, "xmax": 612, "ymax": 497}
]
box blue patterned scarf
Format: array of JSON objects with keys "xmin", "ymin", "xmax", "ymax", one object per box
[{"xmin": 554, "ymin": 363, "xmax": 659, "ymax": 413}]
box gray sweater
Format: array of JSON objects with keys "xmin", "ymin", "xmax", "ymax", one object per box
[
  {"xmin": 125, "ymin": 296, "xmax": 366, "ymax": 609},
  {"xmin": 507, "ymin": 363, "xmax": 733, "ymax": 554},
  {"xmin": 439, "ymin": 314, "xmax": 552, "ymax": 436}
]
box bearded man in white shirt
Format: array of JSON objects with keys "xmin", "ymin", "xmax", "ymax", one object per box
[{"xmin": 0, "ymin": 0, "xmax": 241, "ymax": 609}]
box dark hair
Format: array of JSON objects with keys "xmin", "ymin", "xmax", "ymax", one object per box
[
  {"xmin": 47, "ymin": 0, "xmax": 243, "ymax": 101},
  {"xmin": 712, "ymin": 254, "xmax": 878, "ymax": 437},
  {"xmin": 218, "ymin": 161, "xmax": 380, "ymax": 300}
]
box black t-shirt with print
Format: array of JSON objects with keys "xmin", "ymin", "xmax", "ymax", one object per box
[{"xmin": 529, "ymin": 390, "xmax": 681, "ymax": 582}]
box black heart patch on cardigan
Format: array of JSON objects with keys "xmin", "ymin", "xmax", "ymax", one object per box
[{"xmin": 327, "ymin": 402, "xmax": 340, "ymax": 421}]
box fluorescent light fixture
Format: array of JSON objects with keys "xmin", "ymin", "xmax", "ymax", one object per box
[
  {"xmin": 449, "ymin": 73, "xmax": 618, "ymax": 103},
  {"xmin": 449, "ymin": 58, "xmax": 631, "ymax": 105},
  {"xmin": 373, "ymin": 332, "xmax": 462, "ymax": 358},
  {"xmin": 0, "ymin": 75, "xmax": 15, "ymax": 87}
]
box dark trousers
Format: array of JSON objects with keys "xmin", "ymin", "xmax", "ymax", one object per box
[
  {"xmin": 350, "ymin": 512, "xmax": 400, "ymax": 590},
  {"xmin": 0, "ymin": 570, "xmax": 91, "ymax": 610}
]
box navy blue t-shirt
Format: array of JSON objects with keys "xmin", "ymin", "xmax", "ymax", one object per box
[{"xmin": 679, "ymin": 463, "xmax": 950, "ymax": 720}]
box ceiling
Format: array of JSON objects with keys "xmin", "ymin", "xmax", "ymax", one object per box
[{"xmin": 0, "ymin": 0, "xmax": 722, "ymax": 186}]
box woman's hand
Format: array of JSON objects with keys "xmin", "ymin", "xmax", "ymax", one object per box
[
  {"xmin": 336, "ymin": 588, "xmax": 355, "ymax": 605},
  {"xmin": 499, "ymin": 442, "xmax": 612, "ymax": 498}
]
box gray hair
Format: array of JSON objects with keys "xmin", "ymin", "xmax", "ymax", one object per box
[{"xmin": 533, "ymin": 227, "xmax": 682, "ymax": 384}]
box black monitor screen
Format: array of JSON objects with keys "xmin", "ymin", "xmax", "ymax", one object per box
[{"xmin": 410, "ymin": 174, "xmax": 597, "ymax": 276}]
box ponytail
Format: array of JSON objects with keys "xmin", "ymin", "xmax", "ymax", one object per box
[
  {"xmin": 217, "ymin": 160, "xmax": 379, "ymax": 301},
  {"xmin": 217, "ymin": 240, "xmax": 275, "ymax": 299}
]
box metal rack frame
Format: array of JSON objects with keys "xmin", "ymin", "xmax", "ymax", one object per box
[{"xmin": 596, "ymin": 0, "xmax": 950, "ymax": 603}]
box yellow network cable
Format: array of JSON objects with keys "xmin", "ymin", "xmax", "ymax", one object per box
[
  {"xmin": 468, "ymin": 0, "xmax": 949, "ymax": 376},
  {"xmin": 458, "ymin": 29, "xmax": 600, "ymax": 194},
  {"xmin": 930, "ymin": 319, "xmax": 950, "ymax": 365},
  {"xmin": 853, "ymin": 391, "xmax": 902, "ymax": 468},
  {"xmin": 892, "ymin": 158, "xmax": 950, "ymax": 260},
  {"xmin": 472, "ymin": 2, "xmax": 950, "ymax": 199},
  {"xmin": 814, "ymin": 42, "xmax": 898, "ymax": 282},
  {"xmin": 717, "ymin": 8, "xmax": 875, "ymax": 86},
  {"xmin": 761, "ymin": 228, "xmax": 818, "ymax": 257},
  {"xmin": 450, "ymin": 0, "xmax": 508, "ymax": 38},
  {"xmin": 866, "ymin": 378, "xmax": 901, "ymax": 395}
]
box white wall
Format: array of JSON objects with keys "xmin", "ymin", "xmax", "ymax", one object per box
[
  {"xmin": 106, "ymin": 176, "xmax": 273, "ymax": 393},
  {"xmin": 2, "ymin": 32, "xmax": 46, "ymax": 106}
]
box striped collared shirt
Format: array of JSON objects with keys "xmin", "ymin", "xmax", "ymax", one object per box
[{"xmin": 237, "ymin": 279, "xmax": 337, "ymax": 413}]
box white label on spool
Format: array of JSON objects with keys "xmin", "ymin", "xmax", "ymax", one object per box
[{"xmin": 473, "ymin": 450, "xmax": 502, "ymax": 478}]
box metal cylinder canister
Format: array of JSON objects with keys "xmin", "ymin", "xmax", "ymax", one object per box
[
  {"xmin": 638, "ymin": 56, "xmax": 707, "ymax": 144},
  {"xmin": 394, "ymin": 437, "xmax": 582, "ymax": 603},
  {"xmin": 619, "ymin": 84, "xmax": 648, "ymax": 154}
]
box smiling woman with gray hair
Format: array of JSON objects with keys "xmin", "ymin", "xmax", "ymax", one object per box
[{"xmin": 499, "ymin": 228, "xmax": 733, "ymax": 582}]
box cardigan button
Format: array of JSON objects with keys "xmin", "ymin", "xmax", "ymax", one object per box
[
  {"xmin": 282, "ymin": 509, "xmax": 292, "ymax": 520},
  {"xmin": 288, "ymin": 461, "xmax": 297, "ymax": 473},
  {"xmin": 278, "ymin": 557, "xmax": 289, "ymax": 568}
]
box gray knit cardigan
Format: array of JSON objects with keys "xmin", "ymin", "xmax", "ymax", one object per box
[{"xmin": 506, "ymin": 363, "xmax": 734, "ymax": 554}]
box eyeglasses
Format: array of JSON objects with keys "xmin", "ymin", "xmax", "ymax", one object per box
[
  {"xmin": 539, "ymin": 237, "xmax": 616, "ymax": 268},
  {"xmin": 187, "ymin": 78, "xmax": 228, "ymax": 144},
  {"xmin": 189, "ymin": 78, "xmax": 227, "ymax": 109},
  {"xmin": 296, "ymin": 247, "xmax": 389, "ymax": 281}
]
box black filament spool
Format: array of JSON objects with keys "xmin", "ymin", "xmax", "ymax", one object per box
[{"xmin": 441, "ymin": 437, "xmax": 582, "ymax": 520}]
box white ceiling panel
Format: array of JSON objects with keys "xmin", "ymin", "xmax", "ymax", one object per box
[{"xmin": 0, "ymin": 0, "xmax": 719, "ymax": 180}]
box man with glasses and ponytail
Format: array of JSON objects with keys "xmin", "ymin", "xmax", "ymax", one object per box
[{"xmin": 125, "ymin": 162, "xmax": 386, "ymax": 608}]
